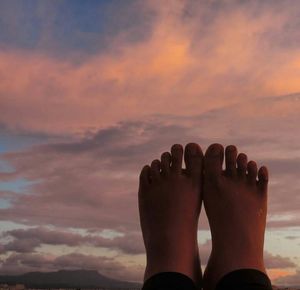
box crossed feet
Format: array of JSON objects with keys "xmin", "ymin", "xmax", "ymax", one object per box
[{"xmin": 138, "ymin": 143, "xmax": 268, "ymax": 290}]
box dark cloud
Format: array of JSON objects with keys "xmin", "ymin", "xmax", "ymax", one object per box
[
  {"xmin": 1, "ymin": 227, "xmax": 144, "ymax": 255},
  {"xmin": 0, "ymin": 96, "xmax": 299, "ymax": 280},
  {"xmin": 0, "ymin": 253, "xmax": 54, "ymax": 274},
  {"xmin": 0, "ymin": 1, "xmax": 156, "ymax": 58},
  {"xmin": 0, "ymin": 99, "xmax": 299, "ymax": 231},
  {"xmin": 0, "ymin": 120, "xmax": 208, "ymax": 231},
  {"xmin": 1, "ymin": 1, "xmax": 300, "ymax": 59},
  {"xmin": 285, "ymin": 236, "xmax": 299, "ymax": 240},
  {"xmin": 264, "ymin": 252, "xmax": 296, "ymax": 269},
  {"xmin": 3, "ymin": 238, "xmax": 40, "ymax": 253}
]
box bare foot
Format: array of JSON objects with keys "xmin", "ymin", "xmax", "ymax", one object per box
[
  {"xmin": 138, "ymin": 143, "xmax": 203, "ymax": 286},
  {"xmin": 203, "ymin": 144, "xmax": 269, "ymax": 290}
]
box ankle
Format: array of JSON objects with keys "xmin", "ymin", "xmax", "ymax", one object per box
[
  {"xmin": 144, "ymin": 243, "xmax": 202, "ymax": 286},
  {"xmin": 204, "ymin": 252, "xmax": 266, "ymax": 290}
]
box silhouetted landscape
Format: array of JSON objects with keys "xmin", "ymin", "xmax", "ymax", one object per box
[
  {"xmin": 0, "ymin": 270, "xmax": 299, "ymax": 290},
  {"xmin": 0, "ymin": 270, "xmax": 141, "ymax": 289}
]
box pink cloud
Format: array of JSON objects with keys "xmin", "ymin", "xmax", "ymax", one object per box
[
  {"xmin": 0, "ymin": 2, "xmax": 299, "ymax": 135},
  {"xmin": 2, "ymin": 227, "xmax": 144, "ymax": 255},
  {"xmin": 0, "ymin": 0, "xmax": 299, "ymax": 281},
  {"xmin": 264, "ymin": 252, "xmax": 296, "ymax": 269},
  {"xmin": 1, "ymin": 108, "xmax": 299, "ymax": 231}
]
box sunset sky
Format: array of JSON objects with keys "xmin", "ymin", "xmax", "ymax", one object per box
[{"xmin": 0, "ymin": 0, "xmax": 299, "ymax": 286}]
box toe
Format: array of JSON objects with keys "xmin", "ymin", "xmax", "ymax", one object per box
[
  {"xmin": 161, "ymin": 151, "xmax": 171, "ymax": 176},
  {"xmin": 184, "ymin": 143, "xmax": 203, "ymax": 183},
  {"xmin": 237, "ymin": 153, "xmax": 248, "ymax": 179},
  {"xmin": 225, "ymin": 145, "xmax": 237, "ymax": 176},
  {"xmin": 139, "ymin": 165, "xmax": 151, "ymax": 188},
  {"xmin": 257, "ymin": 166, "xmax": 269, "ymax": 192},
  {"xmin": 151, "ymin": 159, "xmax": 161, "ymax": 181},
  {"xmin": 247, "ymin": 160, "xmax": 257, "ymax": 184},
  {"xmin": 171, "ymin": 144, "xmax": 183, "ymax": 174},
  {"xmin": 204, "ymin": 143, "xmax": 224, "ymax": 179}
]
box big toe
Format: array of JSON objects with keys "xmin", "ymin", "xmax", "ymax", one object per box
[
  {"xmin": 225, "ymin": 145, "xmax": 237, "ymax": 176},
  {"xmin": 184, "ymin": 143, "xmax": 203, "ymax": 183},
  {"xmin": 204, "ymin": 143, "xmax": 224, "ymax": 179}
]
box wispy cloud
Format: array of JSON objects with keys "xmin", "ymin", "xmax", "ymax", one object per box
[
  {"xmin": 0, "ymin": 1, "xmax": 300, "ymax": 135},
  {"xmin": 1, "ymin": 227, "xmax": 144, "ymax": 255}
]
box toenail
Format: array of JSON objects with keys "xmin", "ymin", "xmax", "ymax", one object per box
[
  {"xmin": 172, "ymin": 144, "xmax": 182, "ymax": 152},
  {"xmin": 211, "ymin": 145, "xmax": 221, "ymax": 155},
  {"xmin": 227, "ymin": 145, "xmax": 236, "ymax": 151},
  {"xmin": 189, "ymin": 145, "xmax": 198, "ymax": 155}
]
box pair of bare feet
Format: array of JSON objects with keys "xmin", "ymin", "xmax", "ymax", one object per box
[{"xmin": 138, "ymin": 143, "xmax": 268, "ymax": 290}]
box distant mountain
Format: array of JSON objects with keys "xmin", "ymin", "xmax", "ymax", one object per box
[{"xmin": 0, "ymin": 269, "xmax": 142, "ymax": 288}]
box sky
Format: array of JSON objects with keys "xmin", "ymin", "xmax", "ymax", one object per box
[{"xmin": 0, "ymin": 0, "xmax": 299, "ymax": 286}]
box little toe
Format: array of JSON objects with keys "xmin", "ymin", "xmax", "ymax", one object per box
[
  {"xmin": 139, "ymin": 165, "xmax": 151, "ymax": 188},
  {"xmin": 247, "ymin": 160, "xmax": 258, "ymax": 184},
  {"xmin": 161, "ymin": 151, "xmax": 171, "ymax": 176},
  {"xmin": 258, "ymin": 166, "xmax": 269, "ymax": 192},
  {"xmin": 171, "ymin": 144, "xmax": 184, "ymax": 174},
  {"xmin": 204, "ymin": 143, "xmax": 224, "ymax": 179},
  {"xmin": 237, "ymin": 153, "xmax": 248, "ymax": 179},
  {"xmin": 184, "ymin": 143, "xmax": 203, "ymax": 183},
  {"xmin": 151, "ymin": 159, "xmax": 161, "ymax": 182},
  {"xmin": 225, "ymin": 145, "xmax": 237, "ymax": 176}
]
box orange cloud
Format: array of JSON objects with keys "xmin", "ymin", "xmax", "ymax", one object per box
[
  {"xmin": 267, "ymin": 268, "xmax": 297, "ymax": 281},
  {"xmin": 0, "ymin": 1, "xmax": 300, "ymax": 135}
]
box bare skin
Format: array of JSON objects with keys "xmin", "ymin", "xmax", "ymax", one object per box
[
  {"xmin": 203, "ymin": 144, "xmax": 269, "ymax": 290},
  {"xmin": 138, "ymin": 143, "xmax": 204, "ymax": 287}
]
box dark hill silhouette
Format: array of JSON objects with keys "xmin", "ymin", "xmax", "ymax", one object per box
[{"xmin": 0, "ymin": 269, "xmax": 142, "ymax": 288}]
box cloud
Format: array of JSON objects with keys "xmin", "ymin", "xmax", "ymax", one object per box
[
  {"xmin": 1, "ymin": 95, "xmax": 299, "ymax": 231},
  {"xmin": 0, "ymin": 119, "xmax": 208, "ymax": 231},
  {"xmin": 274, "ymin": 270, "xmax": 300, "ymax": 286},
  {"xmin": 0, "ymin": 1, "xmax": 155, "ymax": 56},
  {"xmin": 264, "ymin": 252, "xmax": 296, "ymax": 269},
  {"xmin": 0, "ymin": 1, "xmax": 300, "ymax": 135},
  {"xmin": 0, "ymin": 0, "xmax": 299, "ymax": 280},
  {"xmin": 1, "ymin": 227, "xmax": 144, "ymax": 255},
  {"xmin": 199, "ymin": 239, "xmax": 212, "ymax": 266},
  {"xmin": 2, "ymin": 234, "xmax": 296, "ymax": 284},
  {"xmin": 285, "ymin": 236, "xmax": 300, "ymax": 240}
]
